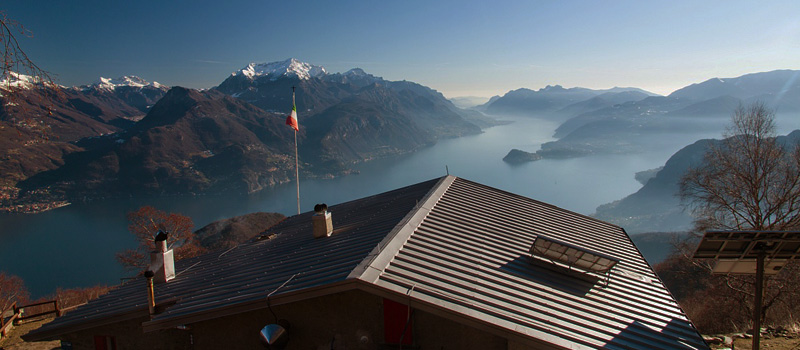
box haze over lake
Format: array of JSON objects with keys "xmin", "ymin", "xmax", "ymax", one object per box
[{"xmin": 0, "ymin": 115, "xmax": 731, "ymax": 298}]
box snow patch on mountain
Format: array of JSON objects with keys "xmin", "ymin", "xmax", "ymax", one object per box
[
  {"xmin": 344, "ymin": 68, "xmax": 368, "ymax": 77},
  {"xmin": 232, "ymin": 58, "xmax": 327, "ymax": 81},
  {"xmin": 87, "ymin": 76, "xmax": 165, "ymax": 91},
  {"xmin": 0, "ymin": 72, "xmax": 42, "ymax": 90}
]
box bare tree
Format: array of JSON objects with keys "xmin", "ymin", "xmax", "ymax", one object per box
[
  {"xmin": 680, "ymin": 102, "xmax": 800, "ymax": 232},
  {"xmin": 675, "ymin": 102, "xmax": 800, "ymax": 331},
  {"xmin": 1, "ymin": 10, "xmax": 60, "ymax": 140},
  {"xmin": 0, "ymin": 272, "xmax": 29, "ymax": 319},
  {"xmin": 0, "ymin": 11, "xmax": 55, "ymax": 91},
  {"xmin": 116, "ymin": 206, "xmax": 207, "ymax": 272}
]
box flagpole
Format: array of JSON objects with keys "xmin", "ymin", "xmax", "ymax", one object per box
[{"xmin": 293, "ymin": 87, "xmax": 300, "ymax": 215}]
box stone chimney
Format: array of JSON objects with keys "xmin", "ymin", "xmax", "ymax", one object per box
[
  {"xmin": 312, "ymin": 203, "xmax": 333, "ymax": 238},
  {"xmin": 149, "ymin": 230, "xmax": 175, "ymax": 283}
]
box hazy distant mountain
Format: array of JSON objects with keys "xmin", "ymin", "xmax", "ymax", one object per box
[
  {"xmin": 450, "ymin": 96, "xmax": 491, "ymax": 109},
  {"xmin": 520, "ymin": 70, "xmax": 800, "ymax": 161},
  {"xmin": 663, "ymin": 95, "xmax": 742, "ymax": 119},
  {"xmin": 593, "ymin": 130, "xmax": 800, "ymax": 233},
  {"xmin": 484, "ymin": 85, "xmax": 656, "ymax": 119},
  {"xmin": 669, "ymin": 70, "xmax": 800, "ymax": 111},
  {"xmin": 485, "ymin": 85, "xmax": 598, "ymax": 117},
  {"xmin": 592, "ymin": 138, "xmax": 711, "ymax": 233},
  {"xmin": 553, "ymin": 96, "xmax": 689, "ymax": 138},
  {"xmin": 474, "ymin": 95, "xmax": 501, "ymax": 112},
  {"xmin": 553, "ymin": 91, "xmax": 654, "ymax": 130}
]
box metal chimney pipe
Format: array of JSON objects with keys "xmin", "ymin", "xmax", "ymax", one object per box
[
  {"xmin": 144, "ymin": 270, "xmax": 155, "ymax": 315},
  {"xmin": 154, "ymin": 230, "xmax": 168, "ymax": 253}
]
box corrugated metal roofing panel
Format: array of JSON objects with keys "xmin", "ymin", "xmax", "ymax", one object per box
[{"xmin": 374, "ymin": 177, "xmax": 706, "ymax": 350}]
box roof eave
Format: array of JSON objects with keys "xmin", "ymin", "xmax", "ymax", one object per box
[
  {"xmin": 141, "ymin": 279, "xmax": 359, "ymax": 333},
  {"xmin": 22, "ymin": 306, "xmax": 150, "ymax": 342}
]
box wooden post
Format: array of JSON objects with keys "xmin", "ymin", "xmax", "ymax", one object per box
[
  {"xmin": 753, "ymin": 252, "xmax": 765, "ymax": 350},
  {"xmin": 12, "ymin": 302, "xmax": 20, "ymax": 325}
]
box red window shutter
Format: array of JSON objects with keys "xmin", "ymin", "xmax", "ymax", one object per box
[
  {"xmin": 93, "ymin": 335, "xmax": 116, "ymax": 350},
  {"xmin": 94, "ymin": 336, "xmax": 107, "ymax": 350},
  {"xmin": 383, "ymin": 298, "xmax": 412, "ymax": 345}
]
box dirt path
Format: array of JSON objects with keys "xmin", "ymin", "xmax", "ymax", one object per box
[{"xmin": 0, "ymin": 317, "xmax": 60, "ymax": 350}]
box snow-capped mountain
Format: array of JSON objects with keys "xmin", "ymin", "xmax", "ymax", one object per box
[
  {"xmin": 80, "ymin": 76, "xmax": 165, "ymax": 91},
  {"xmin": 0, "ymin": 74, "xmax": 170, "ymax": 142},
  {"xmin": 0, "ymin": 72, "xmax": 46, "ymax": 90},
  {"xmin": 232, "ymin": 58, "xmax": 327, "ymax": 81}
]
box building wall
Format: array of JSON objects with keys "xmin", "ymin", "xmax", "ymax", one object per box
[
  {"xmin": 190, "ymin": 289, "xmax": 385, "ymax": 350},
  {"xmin": 59, "ymin": 316, "xmax": 192, "ymax": 350},
  {"xmin": 59, "ymin": 289, "xmax": 511, "ymax": 350},
  {"xmin": 189, "ymin": 289, "xmax": 509, "ymax": 350},
  {"xmin": 412, "ymin": 305, "xmax": 508, "ymax": 350}
]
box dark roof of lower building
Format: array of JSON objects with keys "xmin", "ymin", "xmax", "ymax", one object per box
[
  {"xmin": 26, "ymin": 176, "xmax": 708, "ymax": 349},
  {"xmin": 27, "ymin": 177, "xmax": 440, "ymax": 339}
]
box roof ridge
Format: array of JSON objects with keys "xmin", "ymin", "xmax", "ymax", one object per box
[{"xmin": 349, "ymin": 175, "xmax": 455, "ymax": 283}]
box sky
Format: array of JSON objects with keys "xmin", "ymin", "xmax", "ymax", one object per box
[{"xmin": 4, "ymin": 0, "xmax": 800, "ymax": 98}]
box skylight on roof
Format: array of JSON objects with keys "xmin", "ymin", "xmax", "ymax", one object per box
[{"xmin": 529, "ymin": 235, "xmax": 619, "ymax": 274}]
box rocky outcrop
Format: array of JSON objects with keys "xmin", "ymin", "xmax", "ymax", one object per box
[{"xmin": 502, "ymin": 149, "xmax": 541, "ymax": 164}]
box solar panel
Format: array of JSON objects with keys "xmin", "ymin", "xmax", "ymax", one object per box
[
  {"xmin": 529, "ymin": 235, "xmax": 619, "ymax": 274},
  {"xmin": 693, "ymin": 230, "xmax": 800, "ymax": 275}
]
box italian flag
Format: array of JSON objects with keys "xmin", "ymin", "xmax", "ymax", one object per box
[{"xmin": 286, "ymin": 104, "xmax": 299, "ymax": 131}]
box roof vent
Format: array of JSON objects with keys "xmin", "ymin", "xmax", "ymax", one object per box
[
  {"xmin": 529, "ymin": 235, "xmax": 619, "ymax": 275},
  {"xmin": 149, "ymin": 230, "xmax": 175, "ymax": 283},
  {"xmin": 312, "ymin": 203, "xmax": 333, "ymax": 238}
]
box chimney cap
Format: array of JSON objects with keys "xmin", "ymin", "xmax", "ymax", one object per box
[
  {"xmin": 314, "ymin": 203, "xmax": 328, "ymax": 214},
  {"xmin": 154, "ymin": 230, "xmax": 168, "ymax": 242}
]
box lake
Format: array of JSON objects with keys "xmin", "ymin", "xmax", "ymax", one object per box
[{"xmin": 0, "ymin": 116, "xmax": 714, "ymax": 298}]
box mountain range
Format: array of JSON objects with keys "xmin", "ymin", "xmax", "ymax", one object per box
[
  {"xmin": 1, "ymin": 74, "xmax": 168, "ymax": 192},
  {"xmin": 2, "ymin": 59, "xmax": 495, "ymax": 207},
  {"xmin": 4, "ymin": 62, "xmax": 799, "ymax": 212},
  {"xmin": 486, "ymin": 70, "xmax": 800, "ymax": 161},
  {"xmin": 481, "ymin": 85, "xmax": 655, "ymax": 120}
]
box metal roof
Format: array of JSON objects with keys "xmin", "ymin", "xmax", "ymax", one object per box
[
  {"xmin": 27, "ymin": 176, "xmax": 707, "ymax": 349},
  {"xmin": 367, "ymin": 177, "xmax": 707, "ymax": 350}
]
